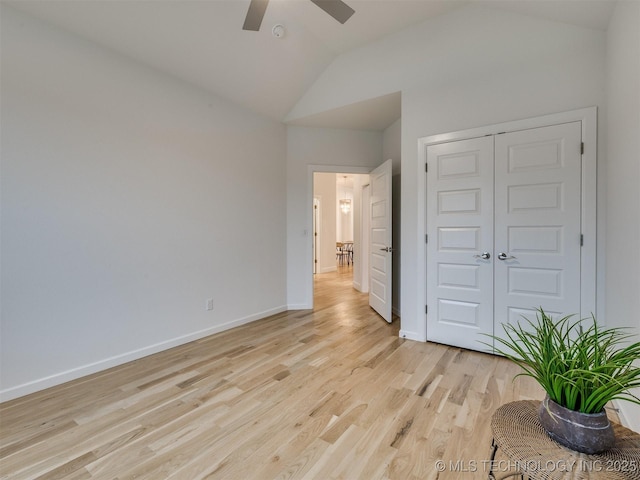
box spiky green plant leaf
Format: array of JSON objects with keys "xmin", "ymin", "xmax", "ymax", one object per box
[{"xmin": 481, "ymin": 309, "xmax": 640, "ymax": 414}]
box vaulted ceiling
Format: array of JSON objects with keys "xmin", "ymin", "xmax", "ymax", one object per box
[{"xmin": 7, "ymin": 0, "xmax": 615, "ymax": 130}]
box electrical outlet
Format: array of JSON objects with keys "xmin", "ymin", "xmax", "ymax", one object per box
[{"xmin": 206, "ymin": 299, "xmax": 214, "ymax": 311}]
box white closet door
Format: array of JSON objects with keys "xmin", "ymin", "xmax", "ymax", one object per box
[
  {"xmin": 426, "ymin": 137, "xmax": 495, "ymax": 350},
  {"xmin": 426, "ymin": 122, "xmax": 584, "ymax": 353},
  {"xmin": 493, "ymin": 122, "xmax": 583, "ymax": 330}
]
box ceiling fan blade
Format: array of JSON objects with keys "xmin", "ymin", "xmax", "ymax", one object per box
[
  {"xmin": 310, "ymin": 0, "xmax": 355, "ymax": 24},
  {"xmin": 243, "ymin": 0, "xmax": 269, "ymax": 31}
]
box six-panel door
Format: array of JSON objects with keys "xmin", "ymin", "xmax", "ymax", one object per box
[{"xmin": 426, "ymin": 122, "xmax": 583, "ymax": 351}]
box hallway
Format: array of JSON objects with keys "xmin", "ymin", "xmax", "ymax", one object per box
[
  {"xmin": 314, "ymin": 263, "xmax": 399, "ymax": 324},
  {"xmin": 314, "ymin": 264, "xmax": 367, "ymax": 310}
]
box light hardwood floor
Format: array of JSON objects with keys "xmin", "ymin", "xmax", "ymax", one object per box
[{"xmin": 1, "ymin": 266, "xmax": 549, "ymax": 479}]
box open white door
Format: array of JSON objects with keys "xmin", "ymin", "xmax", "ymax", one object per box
[{"xmin": 369, "ymin": 159, "xmax": 393, "ymax": 323}]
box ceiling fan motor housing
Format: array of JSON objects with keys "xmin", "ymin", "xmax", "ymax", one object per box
[{"xmin": 243, "ymin": 0, "xmax": 354, "ymax": 32}]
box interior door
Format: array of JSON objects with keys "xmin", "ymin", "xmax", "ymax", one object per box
[
  {"xmin": 426, "ymin": 122, "xmax": 583, "ymax": 352},
  {"xmin": 493, "ymin": 122, "xmax": 583, "ymax": 329},
  {"xmin": 369, "ymin": 159, "xmax": 393, "ymax": 323},
  {"xmin": 426, "ymin": 137, "xmax": 495, "ymax": 350}
]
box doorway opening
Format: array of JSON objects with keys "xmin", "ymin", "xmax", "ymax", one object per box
[
  {"xmin": 312, "ymin": 172, "xmax": 370, "ymax": 296},
  {"xmin": 310, "ymin": 160, "xmax": 395, "ymax": 324}
]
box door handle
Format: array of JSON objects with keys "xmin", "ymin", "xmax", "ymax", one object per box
[
  {"xmin": 380, "ymin": 247, "xmax": 395, "ymax": 252},
  {"xmin": 473, "ymin": 252, "xmax": 491, "ymax": 260},
  {"xmin": 498, "ymin": 252, "xmax": 517, "ymax": 261}
]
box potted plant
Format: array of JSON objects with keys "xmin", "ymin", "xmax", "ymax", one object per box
[{"xmin": 486, "ymin": 308, "xmax": 640, "ymax": 454}]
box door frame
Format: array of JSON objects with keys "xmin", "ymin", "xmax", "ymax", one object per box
[
  {"xmin": 307, "ymin": 165, "xmax": 372, "ymax": 309},
  {"xmin": 313, "ymin": 196, "xmax": 321, "ymax": 274},
  {"xmin": 417, "ymin": 107, "xmax": 597, "ymax": 339},
  {"xmin": 360, "ymin": 183, "xmax": 371, "ymax": 293}
]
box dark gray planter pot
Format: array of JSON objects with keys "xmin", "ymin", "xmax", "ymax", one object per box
[{"xmin": 538, "ymin": 395, "xmax": 615, "ymax": 454}]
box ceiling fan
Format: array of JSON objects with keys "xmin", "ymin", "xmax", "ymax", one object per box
[{"xmin": 243, "ymin": 0, "xmax": 355, "ymax": 31}]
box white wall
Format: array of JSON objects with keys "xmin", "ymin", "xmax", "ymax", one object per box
[
  {"xmin": 286, "ymin": 4, "xmax": 607, "ymax": 342},
  {"xmin": 336, "ymin": 176, "xmax": 354, "ymax": 243},
  {"xmin": 605, "ymin": 0, "xmax": 640, "ymax": 432},
  {"xmin": 0, "ymin": 6, "xmax": 287, "ymax": 400},
  {"xmin": 286, "ymin": 127, "xmax": 382, "ymax": 309},
  {"xmin": 286, "ymin": 5, "xmax": 604, "ymax": 125},
  {"xmin": 383, "ymin": 118, "xmax": 401, "ymax": 175},
  {"xmin": 313, "ymin": 173, "xmax": 337, "ymax": 273},
  {"xmin": 401, "ymin": 44, "xmax": 606, "ymax": 341}
]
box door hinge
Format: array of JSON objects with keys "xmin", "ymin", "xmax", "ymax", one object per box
[
  {"xmin": 426, "ymin": 163, "xmax": 429, "ymax": 173},
  {"xmin": 580, "ymin": 234, "xmax": 584, "ymax": 246},
  {"xmin": 581, "ymin": 142, "xmax": 584, "ymax": 155},
  {"xmin": 425, "ymin": 305, "xmax": 428, "ymax": 314},
  {"xmin": 425, "ymin": 234, "xmax": 428, "ymax": 244}
]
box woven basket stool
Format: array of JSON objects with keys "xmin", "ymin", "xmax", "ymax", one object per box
[{"xmin": 489, "ymin": 400, "xmax": 640, "ymax": 480}]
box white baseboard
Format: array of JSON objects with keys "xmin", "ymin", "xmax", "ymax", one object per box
[
  {"xmin": 354, "ymin": 282, "xmax": 368, "ymax": 293},
  {"xmin": 399, "ymin": 329, "xmax": 426, "ymax": 342},
  {"xmin": 287, "ymin": 303, "xmax": 312, "ymax": 310},
  {"xmin": 319, "ymin": 266, "xmax": 337, "ymax": 274},
  {"xmin": 0, "ymin": 305, "xmax": 287, "ymax": 403},
  {"xmin": 614, "ymin": 400, "xmax": 640, "ymax": 432}
]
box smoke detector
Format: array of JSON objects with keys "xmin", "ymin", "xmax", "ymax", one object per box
[{"xmin": 272, "ymin": 24, "xmax": 285, "ymax": 38}]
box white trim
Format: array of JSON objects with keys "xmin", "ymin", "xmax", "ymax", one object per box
[
  {"xmin": 614, "ymin": 400, "xmax": 640, "ymax": 432},
  {"xmin": 0, "ymin": 305, "xmax": 287, "ymax": 402},
  {"xmin": 306, "ymin": 164, "xmax": 373, "ymax": 309},
  {"xmin": 360, "ymin": 182, "xmax": 371, "ymax": 294},
  {"xmin": 399, "ymin": 329, "xmax": 423, "ymax": 341},
  {"xmin": 580, "ymin": 108, "xmax": 598, "ymax": 319},
  {"xmin": 313, "ymin": 195, "xmax": 321, "ymax": 274},
  {"xmin": 287, "ymin": 303, "xmax": 312, "ymax": 310},
  {"xmin": 418, "ymin": 107, "xmax": 598, "ymax": 342},
  {"xmin": 319, "ymin": 266, "xmax": 337, "ymax": 274}
]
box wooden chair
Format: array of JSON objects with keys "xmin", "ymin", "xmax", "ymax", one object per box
[
  {"xmin": 344, "ymin": 242, "xmax": 353, "ymax": 265},
  {"xmin": 336, "ymin": 242, "xmax": 346, "ymax": 265}
]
